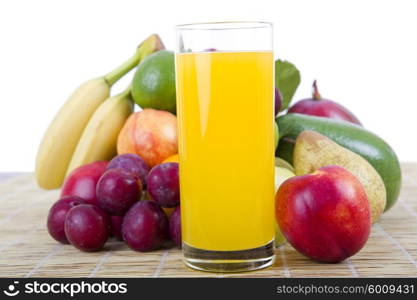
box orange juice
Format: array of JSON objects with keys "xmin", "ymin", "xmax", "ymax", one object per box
[{"xmin": 176, "ymin": 51, "xmax": 275, "ymax": 251}]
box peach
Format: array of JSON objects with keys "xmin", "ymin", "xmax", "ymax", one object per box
[
  {"xmin": 275, "ymin": 165, "xmax": 371, "ymax": 263},
  {"xmin": 117, "ymin": 109, "xmax": 178, "ymax": 167}
]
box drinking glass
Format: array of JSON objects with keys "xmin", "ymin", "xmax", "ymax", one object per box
[{"xmin": 175, "ymin": 22, "xmax": 275, "ymax": 272}]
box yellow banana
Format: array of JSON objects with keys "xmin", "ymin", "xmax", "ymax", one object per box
[
  {"xmin": 66, "ymin": 87, "xmax": 134, "ymax": 175},
  {"xmin": 36, "ymin": 34, "xmax": 165, "ymax": 189},
  {"xmin": 35, "ymin": 78, "xmax": 110, "ymax": 189}
]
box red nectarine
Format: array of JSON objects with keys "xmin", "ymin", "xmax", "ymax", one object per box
[
  {"xmin": 61, "ymin": 161, "xmax": 108, "ymax": 205},
  {"xmin": 275, "ymin": 165, "xmax": 371, "ymax": 263}
]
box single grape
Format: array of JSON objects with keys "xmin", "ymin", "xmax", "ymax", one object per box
[
  {"xmin": 96, "ymin": 169, "xmax": 142, "ymax": 216},
  {"xmin": 275, "ymin": 87, "xmax": 282, "ymax": 116},
  {"xmin": 47, "ymin": 196, "xmax": 86, "ymax": 244},
  {"xmin": 122, "ymin": 201, "xmax": 169, "ymax": 252},
  {"xmin": 64, "ymin": 204, "xmax": 110, "ymax": 252},
  {"xmin": 169, "ymin": 206, "xmax": 181, "ymax": 247},
  {"xmin": 107, "ymin": 153, "xmax": 149, "ymax": 186},
  {"xmin": 146, "ymin": 163, "xmax": 179, "ymax": 208}
]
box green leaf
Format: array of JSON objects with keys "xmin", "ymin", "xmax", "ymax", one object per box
[{"xmin": 275, "ymin": 59, "xmax": 301, "ymax": 111}]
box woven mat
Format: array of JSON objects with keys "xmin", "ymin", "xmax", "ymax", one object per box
[{"xmin": 0, "ymin": 163, "xmax": 416, "ymax": 278}]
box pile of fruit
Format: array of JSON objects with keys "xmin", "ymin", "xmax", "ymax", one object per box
[
  {"xmin": 37, "ymin": 33, "xmax": 401, "ymax": 264},
  {"xmin": 48, "ymin": 154, "xmax": 181, "ymax": 251}
]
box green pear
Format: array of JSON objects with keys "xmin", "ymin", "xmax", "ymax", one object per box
[{"xmin": 293, "ymin": 130, "xmax": 386, "ymax": 223}]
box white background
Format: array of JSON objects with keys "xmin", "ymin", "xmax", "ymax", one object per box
[{"xmin": 0, "ymin": 0, "xmax": 416, "ymax": 172}]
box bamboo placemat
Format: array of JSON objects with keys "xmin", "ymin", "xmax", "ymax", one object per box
[{"xmin": 0, "ymin": 163, "xmax": 416, "ymax": 278}]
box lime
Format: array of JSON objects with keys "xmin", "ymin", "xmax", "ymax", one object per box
[{"xmin": 132, "ymin": 50, "xmax": 176, "ymax": 114}]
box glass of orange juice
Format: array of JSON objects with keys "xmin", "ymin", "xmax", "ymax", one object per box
[{"xmin": 175, "ymin": 22, "xmax": 275, "ymax": 272}]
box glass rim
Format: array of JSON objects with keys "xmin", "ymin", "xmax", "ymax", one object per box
[{"xmin": 175, "ymin": 21, "xmax": 272, "ymax": 31}]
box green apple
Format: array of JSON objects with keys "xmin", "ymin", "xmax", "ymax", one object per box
[
  {"xmin": 275, "ymin": 166, "xmax": 295, "ymax": 192},
  {"xmin": 274, "ymin": 166, "xmax": 295, "ymax": 246},
  {"xmin": 275, "ymin": 157, "xmax": 294, "ymax": 173}
]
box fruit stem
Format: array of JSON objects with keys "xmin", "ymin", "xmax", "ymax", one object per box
[
  {"xmin": 312, "ymin": 80, "xmax": 322, "ymax": 100},
  {"xmin": 103, "ymin": 50, "xmax": 143, "ymax": 87},
  {"xmin": 119, "ymin": 84, "xmax": 133, "ymax": 98},
  {"xmin": 104, "ymin": 34, "xmax": 165, "ymax": 86}
]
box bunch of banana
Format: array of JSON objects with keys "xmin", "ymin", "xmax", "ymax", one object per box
[{"xmin": 36, "ymin": 34, "xmax": 165, "ymax": 189}]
